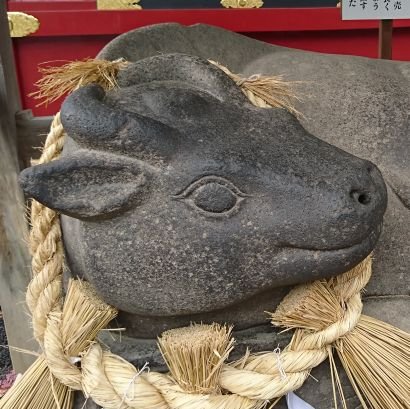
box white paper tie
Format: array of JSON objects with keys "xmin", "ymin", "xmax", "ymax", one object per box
[{"xmin": 286, "ymin": 392, "xmax": 315, "ymax": 409}]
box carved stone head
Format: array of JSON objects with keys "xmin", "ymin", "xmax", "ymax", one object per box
[{"xmin": 20, "ymin": 53, "xmax": 387, "ymax": 337}]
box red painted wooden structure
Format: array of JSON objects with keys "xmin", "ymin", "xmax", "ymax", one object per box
[{"xmin": 8, "ymin": 1, "xmax": 410, "ymax": 116}]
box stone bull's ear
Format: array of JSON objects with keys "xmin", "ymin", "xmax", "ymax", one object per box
[{"xmin": 19, "ymin": 151, "xmax": 148, "ymax": 219}]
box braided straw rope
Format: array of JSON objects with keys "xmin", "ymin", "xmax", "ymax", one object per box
[
  {"xmin": 27, "ymin": 112, "xmax": 65, "ymax": 345},
  {"xmin": 24, "ymin": 62, "xmax": 373, "ymax": 409}
]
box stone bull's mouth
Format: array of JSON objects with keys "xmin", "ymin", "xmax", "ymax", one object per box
[
  {"xmin": 117, "ymin": 223, "xmax": 382, "ymax": 339},
  {"xmin": 275, "ymin": 223, "xmax": 382, "ymax": 283},
  {"xmin": 310, "ymin": 222, "xmax": 381, "ymax": 255},
  {"xmin": 287, "ymin": 223, "xmax": 382, "ymax": 253}
]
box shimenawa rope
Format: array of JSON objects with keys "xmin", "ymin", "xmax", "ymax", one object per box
[{"xmin": 1, "ymin": 59, "xmax": 409, "ymax": 409}]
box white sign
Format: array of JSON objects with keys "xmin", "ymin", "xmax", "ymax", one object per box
[{"xmin": 342, "ymin": 0, "xmax": 410, "ymax": 19}]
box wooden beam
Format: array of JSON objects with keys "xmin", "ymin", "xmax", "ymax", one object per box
[
  {"xmin": 0, "ymin": 2, "xmax": 38, "ymax": 373},
  {"xmin": 0, "ymin": 4, "xmax": 21, "ymax": 135},
  {"xmin": 378, "ymin": 19, "xmax": 393, "ymax": 60},
  {"xmin": 16, "ymin": 111, "xmax": 52, "ymax": 168}
]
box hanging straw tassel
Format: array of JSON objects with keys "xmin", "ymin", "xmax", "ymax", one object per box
[
  {"xmin": 0, "ymin": 280, "xmax": 117, "ymax": 409},
  {"xmin": 270, "ymin": 256, "xmax": 410, "ymax": 409},
  {"xmin": 43, "ymin": 279, "xmax": 118, "ymax": 390},
  {"xmin": 337, "ymin": 316, "xmax": 410, "ymax": 409},
  {"xmin": 0, "ymin": 356, "xmax": 73, "ymax": 409}
]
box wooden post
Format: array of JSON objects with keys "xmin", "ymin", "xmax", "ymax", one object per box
[
  {"xmin": 0, "ymin": 2, "xmax": 38, "ymax": 372},
  {"xmin": 378, "ymin": 19, "xmax": 393, "ymax": 59}
]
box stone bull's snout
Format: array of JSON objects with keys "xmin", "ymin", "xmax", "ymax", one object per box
[
  {"xmin": 321, "ymin": 159, "xmax": 387, "ymax": 249},
  {"xmin": 258, "ymin": 130, "xmax": 388, "ymax": 253}
]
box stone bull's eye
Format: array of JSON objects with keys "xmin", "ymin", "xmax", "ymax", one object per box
[
  {"xmin": 173, "ymin": 176, "xmax": 247, "ymax": 217},
  {"xmin": 194, "ymin": 183, "xmax": 237, "ymax": 212}
]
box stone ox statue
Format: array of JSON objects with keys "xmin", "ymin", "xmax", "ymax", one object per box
[{"xmin": 20, "ymin": 24, "xmax": 409, "ymax": 408}]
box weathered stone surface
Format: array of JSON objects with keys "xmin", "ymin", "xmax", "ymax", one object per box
[
  {"xmin": 21, "ymin": 52, "xmax": 387, "ymax": 333},
  {"xmin": 19, "ymin": 24, "xmax": 410, "ymax": 409}
]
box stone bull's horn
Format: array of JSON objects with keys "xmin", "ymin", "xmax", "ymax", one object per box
[{"xmin": 60, "ymin": 83, "xmax": 181, "ymax": 156}]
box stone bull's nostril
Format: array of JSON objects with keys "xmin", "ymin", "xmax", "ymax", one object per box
[
  {"xmin": 350, "ymin": 190, "xmax": 372, "ymax": 205},
  {"xmin": 347, "ymin": 161, "xmax": 386, "ymax": 207}
]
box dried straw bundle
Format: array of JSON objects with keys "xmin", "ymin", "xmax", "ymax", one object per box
[
  {"xmin": 271, "ymin": 256, "xmax": 410, "ymax": 409},
  {"xmin": 156, "ymin": 325, "xmax": 265, "ymax": 409},
  {"xmin": 0, "ymin": 356, "xmax": 73, "ymax": 409},
  {"xmin": 31, "ymin": 58, "xmax": 128, "ymax": 105},
  {"xmin": 209, "ymin": 60, "xmax": 301, "ymax": 117},
  {"xmin": 31, "ymin": 58, "xmax": 300, "ymax": 117},
  {"xmin": 338, "ymin": 315, "xmax": 410, "ymax": 409},
  {"xmin": 0, "ymin": 280, "xmax": 117, "ymax": 409},
  {"xmin": 43, "ymin": 279, "xmax": 118, "ymax": 390},
  {"xmin": 158, "ymin": 324, "xmax": 235, "ymax": 394}
]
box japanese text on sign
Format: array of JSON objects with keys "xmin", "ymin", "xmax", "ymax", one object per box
[{"xmin": 342, "ymin": 0, "xmax": 410, "ymax": 19}]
